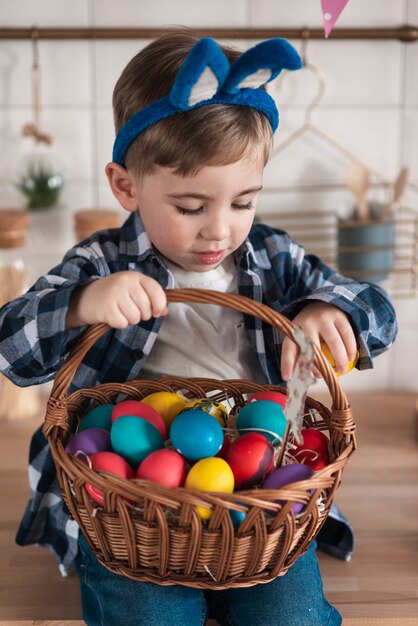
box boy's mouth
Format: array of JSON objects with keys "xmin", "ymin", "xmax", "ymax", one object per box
[{"xmin": 193, "ymin": 250, "xmax": 225, "ymax": 265}]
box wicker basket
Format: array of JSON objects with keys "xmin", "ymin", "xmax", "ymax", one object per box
[{"xmin": 44, "ymin": 288, "xmax": 355, "ymax": 589}]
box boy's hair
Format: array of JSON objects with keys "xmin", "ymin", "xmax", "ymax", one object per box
[{"xmin": 112, "ymin": 30, "xmax": 273, "ymax": 178}]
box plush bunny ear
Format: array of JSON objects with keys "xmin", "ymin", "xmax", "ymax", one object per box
[
  {"xmin": 169, "ymin": 37, "xmax": 229, "ymax": 108},
  {"xmin": 222, "ymin": 38, "xmax": 302, "ymax": 93}
]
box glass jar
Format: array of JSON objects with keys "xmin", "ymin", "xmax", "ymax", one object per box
[{"xmin": 0, "ymin": 210, "xmax": 40, "ymax": 421}]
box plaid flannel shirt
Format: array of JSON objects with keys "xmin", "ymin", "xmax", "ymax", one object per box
[{"xmin": 0, "ymin": 211, "xmax": 397, "ymax": 574}]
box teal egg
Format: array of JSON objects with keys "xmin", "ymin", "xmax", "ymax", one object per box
[
  {"xmin": 78, "ymin": 404, "xmax": 114, "ymax": 432},
  {"xmin": 236, "ymin": 400, "xmax": 287, "ymax": 444},
  {"xmin": 110, "ymin": 415, "xmax": 164, "ymax": 468},
  {"xmin": 229, "ymin": 505, "xmax": 248, "ymax": 528},
  {"xmin": 170, "ymin": 409, "xmax": 223, "ymax": 461}
]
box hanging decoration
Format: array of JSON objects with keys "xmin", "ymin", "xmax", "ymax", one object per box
[
  {"xmin": 321, "ymin": 0, "xmax": 350, "ymax": 38},
  {"xmin": 21, "ymin": 28, "xmax": 53, "ymax": 145}
]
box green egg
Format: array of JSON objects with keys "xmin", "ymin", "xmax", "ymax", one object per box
[
  {"xmin": 78, "ymin": 404, "xmax": 114, "ymax": 432},
  {"xmin": 110, "ymin": 415, "xmax": 164, "ymax": 468}
]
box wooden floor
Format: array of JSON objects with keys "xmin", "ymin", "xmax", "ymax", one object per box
[{"xmin": 0, "ymin": 391, "xmax": 417, "ymax": 624}]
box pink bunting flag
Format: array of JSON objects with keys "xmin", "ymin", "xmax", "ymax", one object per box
[{"xmin": 321, "ymin": 0, "xmax": 350, "ymax": 38}]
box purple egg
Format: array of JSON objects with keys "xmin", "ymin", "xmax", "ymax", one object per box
[
  {"xmin": 65, "ymin": 428, "xmax": 112, "ymax": 456},
  {"xmin": 261, "ymin": 463, "xmax": 314, "ymax": 515}
]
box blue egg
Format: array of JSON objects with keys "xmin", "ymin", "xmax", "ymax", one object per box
[
  {"xmin": 236, "ymin": 400, "xmax": 287, "ymax": 444},
  {"xmin": 170, "ymin": 409, "xmax": 223, "ymax": 461},
  {"xmin": 229, "ymin": 504, "xmax": 248, "ymax": 528},
  {"xmin": 78, "ymin": 404, "xmax": 114, "ymax": 432},
  {"xmin": 110, "ymin": 415, "xmax": 164, "ymax": 468}
]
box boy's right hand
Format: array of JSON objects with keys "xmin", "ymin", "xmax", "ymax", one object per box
[{"xmin": 66, "ymin": 272, "xmax": 168, "ymax": 329}]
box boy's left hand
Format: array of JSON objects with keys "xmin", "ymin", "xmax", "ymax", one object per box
[{"xmin": 280, "ymin": 301, "xmax": 357, "ymax": 381}]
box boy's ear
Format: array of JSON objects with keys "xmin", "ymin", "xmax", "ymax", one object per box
[{"xmin": 105, "ymin": 162, "xmax": 138, "ymax": 212}]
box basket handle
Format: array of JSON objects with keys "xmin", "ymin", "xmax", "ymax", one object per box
[{"xmin": 46, "ymin": 288, "xmax": 350, "ymax": 434}]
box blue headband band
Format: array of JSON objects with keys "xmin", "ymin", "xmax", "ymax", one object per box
[{"xmin": 112, "ymin": 37, "xmax": 302, "ymax": 166}]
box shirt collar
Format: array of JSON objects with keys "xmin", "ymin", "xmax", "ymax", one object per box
[
  {"xmin": 236, "ymin": 235, "xmax": 271, "ymax": 271},
  {"xmin": 118, "ymin": 211, "xmax": 271, "ymax": 270},
  {"xmin": 118, "ymin": 212, "xmax": 156, "ymax": 261}
]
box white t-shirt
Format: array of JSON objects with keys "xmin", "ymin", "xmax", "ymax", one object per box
[{"xmin": 140, "ymin": 256, "xmax": 266, "ymax": 383}]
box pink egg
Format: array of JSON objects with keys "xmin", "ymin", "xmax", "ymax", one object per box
[
  {"xmin": 246, "ymin": 390, "xmax": 287, "ymax": 408},
  {"xmin": 136, "ymin": 449, "xmax": 187, "ymax": 488},
  {"xmin": 111, "ymin": 400, "xmax": 167, "ymax": 439},
  {"xmin": 85, "ymin": 451, "xmax": 134, "ymax": 505}
]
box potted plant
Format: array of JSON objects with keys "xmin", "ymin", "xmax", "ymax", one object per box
[{"xmin": 16, "ymin": 159, "xmax": 64, "ymax": 211}]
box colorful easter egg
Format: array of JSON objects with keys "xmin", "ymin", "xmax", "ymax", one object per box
[
  {"xmin": 78, "ymin": 404, "xmax": 114, "ymax": 432},
  {"xmin": 185, "ymin": 457, "xmax": 235, "ymax": 519},
  {"xmin": 110, "ymin": 415, "xmax": 164, "ymax": 468},
  {"xmin": 225, "ymin": 433, "xmax": 274, "ymax": 489},
  {"xmin": 65, "ymin": 428, "xmax": 111, "ymax": 456},
  {"xmin": 246, "ymin": 390, "xmax": 287, "ymax": 408},
  {"xmin": 141, "ymin": 392, "xmax": 187, "ymax": 428},
  {"xmin": 135, "ymin": 449, "xmax": 187, "ymax": 488},
  {"xmin": 261, "ymin": 463, "xmax": 314, "ymax": 515},
  {"xmin": 182, "ymin": 398, "xmax": 228, "ymax": 427},
  {"xmin": 216, "ymin": 434, "xmax": 231, "ymax": 459},
  {"xmin": 321, "ymin": 343, "xmax": 359, "ymax": 376},
  {"xmin": 170, "ymin": 409, "xmax": 223, "ymax": 461},
  {"xmin": 111, "ymin": 400, "xmax": 167, "ymax": 439},
  {"xmin": 229, "ymin": 504, "xmax": 248, "ymax": 527},
  {"xmin": 85, "ymin": 451, "xmax": 134, "ymax": 505},
  {"xmin": 291, "ymin": 429, "xmax": 330, "ymax": 470},
  {"xmin": 236, "ymin": 400, "xmax": 287, "ymax": 444}
]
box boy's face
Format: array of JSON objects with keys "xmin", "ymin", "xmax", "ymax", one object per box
[{"xmin": 131, "ymin": 154, "xmax": 264, "ymax": 272}]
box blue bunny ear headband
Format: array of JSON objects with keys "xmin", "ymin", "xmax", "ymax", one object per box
[{"xmin": 112, "ymin": 37, "xmax": 302, "ymax": 166}]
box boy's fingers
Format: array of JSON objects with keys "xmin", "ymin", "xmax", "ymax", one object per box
[
  {"xmin": 107, "ymin": 304, "xmax": 130, "ymax": 329},
  {"xmin": 335, "ymin": 319, "xmax": 357, "ymax": 361},
  {"xmin": 281, "ymin": 338, "xmax": 298, "ymax": 381},
  {"xmin": 139, "ymin": 278, "xmax": 168, "ymax": 317},
  {"xmin": 321, "ymin": 330, "xmax": 349, "ymax": 374}
]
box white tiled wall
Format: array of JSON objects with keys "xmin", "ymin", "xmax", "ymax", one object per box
[{"xmin": 0, "ymin": 0, "xmax": 417, "ymax": 391}]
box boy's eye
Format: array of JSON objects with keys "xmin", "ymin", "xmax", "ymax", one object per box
[
  {"xmin": 175, "ymin": 206, "xmax": 204, "ymax": 215},
  {"xmin": 232, "ymin": 202, "xmax": 254, "ymax": 211}
]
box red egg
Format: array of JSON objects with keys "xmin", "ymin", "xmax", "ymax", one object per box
[
  {"xmin": 111, "ymin": 400, "xmax": 167, "ymax": 439},
  {"xmin": 291, "ymin": 429, "xmax": 330, "ymax": 470},
  {"xmin": 246, "ymin": 390, "xmax": 287, "ymax": 408},
  {"xmin": 225, "ymin": 433, "xmax": 274, "ymax": 489},
  {"xmin": 216, "ymin": 435, "xmax": 231, "ymax": 459},
  {"xmin": 135, "ymin": 449, "xmax": 187, "ymax": 488},
  {"xmin": 85, "ymin": 451, "xmax": 134, "ymax": 505}
]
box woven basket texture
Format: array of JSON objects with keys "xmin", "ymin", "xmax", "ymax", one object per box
[{"xmin": 44, "ymin": 289, "xmax": 355, "ymax": 589}]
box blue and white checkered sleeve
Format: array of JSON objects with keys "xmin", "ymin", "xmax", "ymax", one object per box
[
  {"xmin": 266, "ymin": 232, "xmax": 397, "ymax": 368},
  {"xmin": 0, "ymin": 245, "xmax": 104, "ymax": 386}
]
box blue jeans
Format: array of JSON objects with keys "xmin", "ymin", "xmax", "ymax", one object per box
[{"xmin": 75, "ymin": 534, "xmax": 342, "ymax": 626}]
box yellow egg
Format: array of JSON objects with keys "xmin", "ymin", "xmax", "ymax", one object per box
[
  {"xmin": 141, "ymin": 392, "xmax": 187, "ymax": 428},
  {"xmin": 183, "ymin": 398, "xmax": 228, "ymax": 427},
  {"xmin": 185, "ymin": 457, "xmax": 235, "ymax": 520},
  {"xmin": 321, "ymin": 343, "xmax": 359, "ymax": 376}
]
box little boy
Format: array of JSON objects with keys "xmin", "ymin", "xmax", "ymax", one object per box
[{"xmin": 0, "ymin": 31, "xmax": 396, "ymax": 625}]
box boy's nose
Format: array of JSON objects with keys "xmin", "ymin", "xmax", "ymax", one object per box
[{"xmin": 200, "ymin": 215, "xmax": 229, "ymax": 242}]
